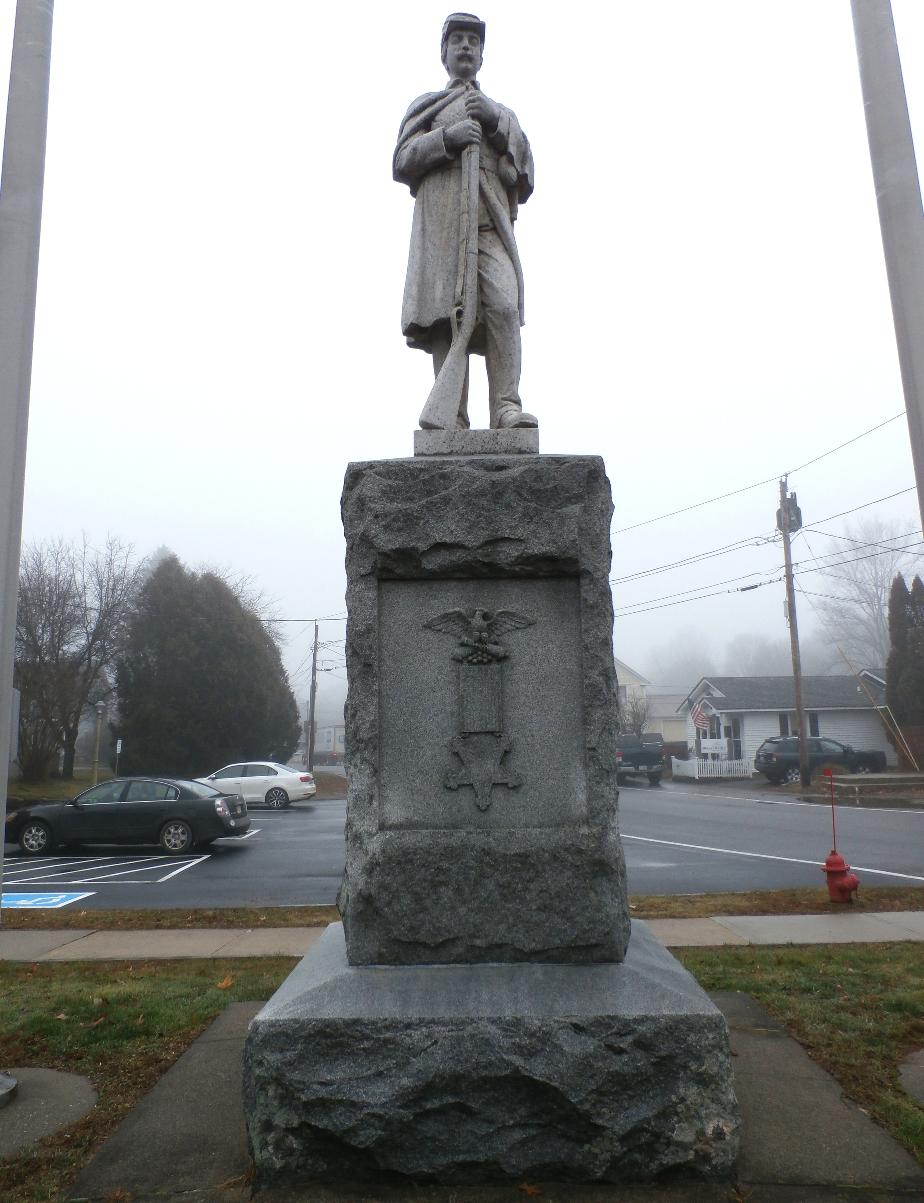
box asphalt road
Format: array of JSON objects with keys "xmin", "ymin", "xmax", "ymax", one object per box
[
  {"xmin": 3, "ymin": 780, "xmax": 922, "ymax": 909},
  {"xmin": 619, "ymin": 778, "xmax": 924, "ymax": 893}
]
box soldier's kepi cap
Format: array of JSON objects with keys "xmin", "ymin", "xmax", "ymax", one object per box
[{"xmin": 441, "ymin": 12, "xmax": 485, "ymax": 54}]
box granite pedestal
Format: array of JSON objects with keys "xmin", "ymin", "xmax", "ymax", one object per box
[
  {"xmin": 337, "ymin": 454, "xmax": 630, "ymax": 965},
  {"xmin": 244, "ymin": 922, "xmax": 739, "ymax": 1187},
  {"xmin": 243, "ymin": 450, "xmax": 739, "ymax": 1186}
]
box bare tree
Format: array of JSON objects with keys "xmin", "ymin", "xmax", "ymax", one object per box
[
  {"xmin": 620, "ymin": 687, "xmax": 653, "ymax": 735},
  {"xmin": 721, "ymin": 630, "xmax": 841, "ymax": 676},
  {"xmin": 15, "ymin": 536, "xmax": 144, "ymax": 779},
  {"xmin": 805, "ymin": 518, "xmax": 924, "ymax": 675},
  {"xmin": 646, "ymin": 626, "xmax": 717, "ymax": 686}
]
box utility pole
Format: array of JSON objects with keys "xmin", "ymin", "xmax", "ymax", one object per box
[
  {"xmin": 91, "ymin": 701, "xmax": 105, "ymax": 785},
  {"xmin": 851, "ymin": 0, "xmax": 924, "ymax": 533},
  {"xmin": 778, "ymin": 479, "xmax": 810, "ymax": 787},
  {"xmin": 306, "ymin": 622, "xmax": 319, "ymax": 772},
  {"xmin": 0, "ymin": 1, "xmax": 55, "ymax": 928}
]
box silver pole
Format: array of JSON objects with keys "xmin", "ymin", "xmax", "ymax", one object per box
[
  {"xmin": 0, "ymin": 1, "xmax": 55, "ymax": 915},
  {"xmin": 851, "ymin": 0, "xmax": 924, "ymax": 531}
]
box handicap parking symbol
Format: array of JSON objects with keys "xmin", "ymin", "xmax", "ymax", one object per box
[{"xmin": 1, "ymin": 892, "xmax": 95, "ymax": 909}]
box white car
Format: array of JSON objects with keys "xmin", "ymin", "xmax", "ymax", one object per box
[{"xmin": 196, "ymin": 762, "xmax": 316, "ymax": 808}]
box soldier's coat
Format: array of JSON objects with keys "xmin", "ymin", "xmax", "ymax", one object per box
[{"xmin": 394, "ymin": 81, "xmax": 534, "ymax": 353}]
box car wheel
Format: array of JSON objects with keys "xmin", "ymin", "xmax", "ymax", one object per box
[
  {"xmin": 265, "ymin": 787, "xmax": 289, "ymax": 808},
  {"xmin": 854, "ymin": 763, "xmax": 871, "ymax": 774},
  {"xmin": 18, "ymin": 821, "xmax": 53, "ymax": 856},
  {"xmin": 781, "ymin": 766, "xmax": 801, "ymax": 785},
  {"xmin": 159, "ymin": 820, "xmax": 194, "ymax": 853},
  {"xmin": 648, "ymin": 774, "xmax": 662, "ymax": 786}
]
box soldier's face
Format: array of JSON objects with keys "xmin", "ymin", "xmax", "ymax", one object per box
[{"xmin": 444, "ymin": 30, "xmax": 482, "ymax": 80}]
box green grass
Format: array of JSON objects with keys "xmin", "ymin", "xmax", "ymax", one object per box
[
  {"xmin": 1, "ymin": 945, "xmax": 922, "ymax": 1201},
  {"xmin": 0, "ymin": 957, "xmax": 296, "ymax": 1203},
  {"xmin": 0, "ymin": 904, "xmax": 342, "ymax": 931},
  {"xmin": 2, "ymin": 887, "xmax": 921, "ymax": 932},
  {"xmin": 677, "ymin": 942, "xmax": 924, "ymax": 1164},
  {"xmin": 5, "ymin": 768, "xmax": 113, "ymax": 806}
]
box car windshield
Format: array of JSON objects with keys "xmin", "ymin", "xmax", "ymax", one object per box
[{"xmin": 175, "ymin": 779, "xmax": 222, "ymax": 798}]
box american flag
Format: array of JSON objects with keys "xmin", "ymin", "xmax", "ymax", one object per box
[{"xmin": 690, "ymin": 700, "xmax": 711, "ymax": 732}]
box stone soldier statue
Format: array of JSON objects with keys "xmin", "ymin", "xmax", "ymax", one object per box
[{"xmin": 394, "ymin": 12, "xmax": 537, "ymax": 431}]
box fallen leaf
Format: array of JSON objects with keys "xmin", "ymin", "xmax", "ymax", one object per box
[
  {"xmin": 103, "ymin": 1189, "xmax": 133, "ymax": 1202},
  {"xmin": 215, "ymin": 974, "xmax": 234, "ymax": 990},
  {"xmin": 518, "ymin": 1185, "xmax": 542, "ymax": 1197},
  {"xmin": 82, "ymin": 1016, "xmax": 106, "ymax": 1029},
  {"xmin": 55, "ymin": 1013, "xmax": 67, "ymax": 1021},
  {"xmin": 135, "ymin": 1014, "xmax": 145, "ymax": 1026}
]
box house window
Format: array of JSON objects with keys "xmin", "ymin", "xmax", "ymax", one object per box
[
  {"xmin": 709, "ymin": 715, "xmax": 721, "ymax": 739},
  {"xmin": 808, "ymin": 712, "xmax": 819, "ymax": 737},
  {"xmin": 731, "ymin": 717, "xmax": 742, "ymax": 759},
  {"xmin": 779, "ymin": 713, "xmax": 790, "ymax": 737}
]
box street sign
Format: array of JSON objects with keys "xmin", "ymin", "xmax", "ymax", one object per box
[
  {"xmin": 116, "ymin": 739, "xmax": 122, "ymax": 753},
  {"xmin": 1, "ymin": 892, "xmax": 95, "ymax": 909}
]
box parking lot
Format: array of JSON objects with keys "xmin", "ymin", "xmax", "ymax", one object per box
[
  {"xmin": 2, "ymin": 796, "xmax": 347, "ymax": 910},
  {"xmin": 3, "ymin": 782, "xmax": 923, "ymax": 909}
]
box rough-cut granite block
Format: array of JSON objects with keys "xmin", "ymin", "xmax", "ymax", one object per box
[
  {"xmin": 243, "ymin": 922, "xmax": 740, "ymax": 1187},
  {"xmin": 413, "ymin": 428, "xmax": 540, "ymax": 456},
  {"xmin": 339, "ymin": 455, "xmax": 630, "ymax": 965}
]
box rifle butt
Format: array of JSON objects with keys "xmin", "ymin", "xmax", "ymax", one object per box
[{"xmin": 419, "ymin": 344, "xmax": 468, "ymax": 430}]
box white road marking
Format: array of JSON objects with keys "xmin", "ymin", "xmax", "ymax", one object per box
[
  {"xmin": 4, "ymin": 853, "xmax": 210, "ymax": 886},
  {"xmin": 156, "ymin": 855, "xmax": 210, "ymax": 881},
  {"xmin": 4, "ymin": 856, "xmax": 107, "ymax": 874},
  {"xmin": 621, "ymin": 834, "xmax": 924, "ymax": 882},
  {"xmin": 620, "ymin": 784, "xmax": 924, "ymax": 814}
]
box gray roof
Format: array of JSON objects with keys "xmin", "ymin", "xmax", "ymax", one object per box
[{"xmin": 681, "ymin": 674, "xmax": 885, "ymax": 713}]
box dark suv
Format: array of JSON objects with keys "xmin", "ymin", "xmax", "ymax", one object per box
[{"xmin": 754, "ymin": 736, "xmax": 886, "ymax": 784}]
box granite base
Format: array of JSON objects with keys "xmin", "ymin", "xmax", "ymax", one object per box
[{"xmin": 243, "ymin": 922, "xmax": 739, "ymax": 1188}]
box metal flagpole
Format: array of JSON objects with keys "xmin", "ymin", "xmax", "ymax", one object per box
[
  {"xmin": 851, "ymin": 0, "xmax": 924, "ymax": 532},
  {"xmin": 0, "ymin": 0, "xmax": 55, "ymax": 924}
]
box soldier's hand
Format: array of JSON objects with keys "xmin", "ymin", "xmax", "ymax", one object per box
[
  {"xmin": 444, "ymin": 119, "xmax": 483, "ymax": 153},
  {"xmin": 464, "ymin": 91, "xmax": 500, "ymax": 130}
]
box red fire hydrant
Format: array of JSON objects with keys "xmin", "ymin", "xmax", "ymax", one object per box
[{"xmin": 822, "ymin": 850, "xmax": 859, "ymax": 904}]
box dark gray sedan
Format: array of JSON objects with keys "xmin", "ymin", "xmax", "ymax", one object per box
[{"xmin": 5, "ymin": 777, "xmax": 250, "ymax": 856}]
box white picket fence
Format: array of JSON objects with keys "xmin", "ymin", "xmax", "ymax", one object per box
[{"xmin": 671, "ymin": 756, "xmax": 754, "ymax": 781}]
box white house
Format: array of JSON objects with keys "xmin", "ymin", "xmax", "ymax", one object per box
[
  {"xmin": 614, "ymin": 658, "xmax": 688, "ymax": 742},
  {"xmin": 678, "ymin": 673, "xmax": 897, "ymax": 766}
]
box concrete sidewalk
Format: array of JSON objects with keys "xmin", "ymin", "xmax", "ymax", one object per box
[
  {"xmin": 67, "ymin": 993, "xmax": 924, "ymax": 1203},
  {"xmin": 1, "ymin": 910, "xmax": 923, "ymax": 961}
]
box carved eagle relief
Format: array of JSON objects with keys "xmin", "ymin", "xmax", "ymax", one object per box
[{"xmin": 423, "ymin": 607, "xmax": 534, "ymax": 663}]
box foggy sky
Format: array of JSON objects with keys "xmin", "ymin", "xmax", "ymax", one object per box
[{"xmin": 3, "ymin": 0, "xmax": 924, "ymax": 720}]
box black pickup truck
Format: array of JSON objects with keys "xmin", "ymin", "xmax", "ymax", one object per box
[{"xmin": 614, "ymin": 734, "xmax": 665, "ymax": 786}]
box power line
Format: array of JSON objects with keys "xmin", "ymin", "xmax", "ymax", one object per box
[
  {"xmin": 793, "ymin": 539, "xmax": 924, "ymax": 582},
  {"xmin": 615, "ymin": 540, "xmax": 924, "ymax": 618},
  {"xmin": 611, "ymin": 486, "xmax": 916, "ymax": 589},
  {"xmin": 275, "ymin": 613, "xmax": 347, "ymax": 623},
  {"xmin": 610, "ymin": 532, "xmax": 777, "ymax": 585},
  {"xmin": 612, "ymin": 413, "xmax": 905, "ymax": 535},
  {"xmin": 615, "ymin": 577, "xmax": 782, "ymax": 617},
  {"xmin": 786, "ymin": 412, "xmax": 904, "ymax": 475},
  {"xmin": 807, "ymin": 487, "xmax": 916, "ymax": 529},
  {"xmin": 800, "ymin": 526, "xmax": 922, "ymax": 553}
]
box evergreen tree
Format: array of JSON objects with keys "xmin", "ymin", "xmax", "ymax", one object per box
[
  {"xmin": 116, "ymin": 556, "xmax": 300, "ymax": 775},
  {"xmin": 885, "ymin": 574, "xmax": 924, "ymax": 764}
]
